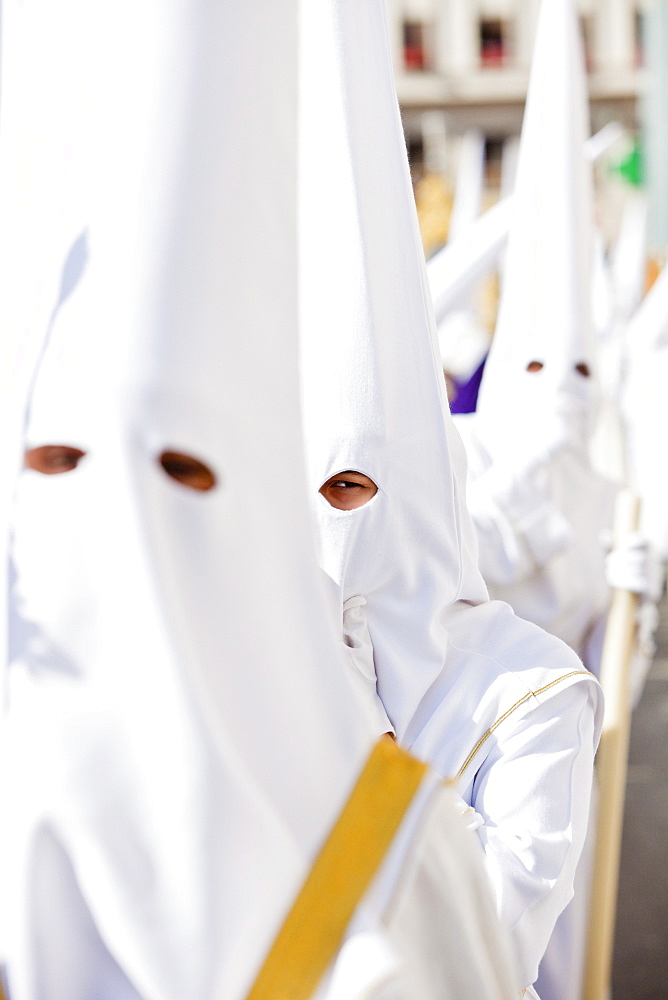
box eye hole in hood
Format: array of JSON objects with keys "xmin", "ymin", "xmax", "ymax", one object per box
[
  {"xmin": 526, "ymin": 360, "xmax": 544, "ymax": 373},
  {"xmin": 319, "ymin": 471, "xmax": 378, "ymax": 510},
  {"xmin": 25, "ymin": 445, "xmax": 87, "ymax": 475},
  {"xmin": 158, "ymin": 450, "xmax": 217, "ymax": 492},
  {"xmin": 574, "ymin": 362, "xmax": 591, "ymax": 377}
]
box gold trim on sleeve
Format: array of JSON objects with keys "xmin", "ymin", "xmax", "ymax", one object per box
[{"xmin": 456, "ymin": 670, "xmax": 593, "ymax": 781}]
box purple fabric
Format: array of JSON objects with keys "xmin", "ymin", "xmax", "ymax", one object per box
[{"xmin": 449, "ymin": 357, "xmax": 487, "ymax": 414}]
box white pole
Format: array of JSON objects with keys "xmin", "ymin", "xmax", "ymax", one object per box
[
  {"xmin": 593, "ymin": 0, "xmax": 634, "ymax": 71},
  {"xmin": 436, "ymin": 0, "xmax": 479, "ymax": 76}
]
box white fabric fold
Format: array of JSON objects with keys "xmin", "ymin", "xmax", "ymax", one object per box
[
  {"xmin": 449, "ymin": 2, "xmax": 621, "ymax": 998},
  {"xmin": 453, "ymin": 0, "xmax": 618, "ymax": 665},
  {"xmin": 298, "ymin": 1, "xmax": 603, "ymax": 994},
  {"xmin": 474, "ymin": 0, "xmax": 598, "ymax": 457},
  {"xmin": 0, "ymin": 2, "xmax": 524, "ymax": 998},
  {"xmin": 319, "ymin": 779, "xmax": 518, "ymax": 1000},
  {"xmin": 0, "ymin": 3, "xmax": 376, "ymax": 996}
]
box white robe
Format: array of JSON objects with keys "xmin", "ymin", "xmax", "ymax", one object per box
[
  {"xmin": 343, "ymin": 600, "xmax": 602, "ymax": 996},
  {"xmin": 0, "ymin": 1, "xmax": 523, "ymax": 997},
  {"xmin": 295, "ymin": 0, "xmax": 603, "ymax": 993},
  {"xmin": 449, "ymin": 414, "xmax": 612, "ymax": 1000},
  {"xmin": 453, "ymin": 411, "xmax": 615, "ymax": 668},
  {"xmin": 320, "ymin": 778, "xmax": 519, "ymax": 1000}
]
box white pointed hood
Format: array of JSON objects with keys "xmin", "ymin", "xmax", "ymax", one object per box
[
  {"xmin": 428, "ymin": 198, "xmax": 511, "ymax": 325},
  {"xmin": 299, "ymin": 0, "xmax": 490, "ymax": 743},
  {"xmin": 297, "ymin": 13, "xmax": 603, "ymax": 990},
  {"xmin": 0, "ymin": 0, "xmax": 107, "ymax": 691},
  {"xmin": 297, "ymin": 0, "xmax": 599, "ymax": 772},
  {"xmin": 2, "ymin": 3, "xmax": 380, "ymax": 997},
  {"xmin": 475, "ymin": 0, "xmax": 597, "ymax": 455}
]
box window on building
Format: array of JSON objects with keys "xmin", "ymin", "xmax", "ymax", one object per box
[
  {"xmin": 403, "ymin": 21, "xmax": 432, "ymax": 72},
  {"xmin": 479, "ymin": 19, "xmax": 507, "ymax": 68}
]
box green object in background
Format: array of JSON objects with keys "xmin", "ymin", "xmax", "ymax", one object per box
[{"xmin": 609, "ymin": 140, "xmax": 644, "ymax": 187}]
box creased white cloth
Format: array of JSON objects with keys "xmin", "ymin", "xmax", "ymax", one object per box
[
  {"xmin": 450, "ymin": 3, "xmax": 613, "ymax": 999},
  {"xmin": 460, "ymin": 684, "xmax": 597, "ymax": 990},
  {"xmin": 535, "ymin": 780, "xmax": 597, "ymax": 1000},
  {"xmin": 342, "ymin": 596, "xmax": 394, "ymax": 736},
  {"xmin": 455, "ymin": 413, "xmax": 615, "ymax": 661},
  {"xmin": 319, "ymin": 777, "xmax": 518, "ymax": 1000},
  {"xmin": 0, "ymin": 2, "xmax": 378, "ymax": 995},
  {"xmin": 455, "ymin": 412, "xmax": 574, "ymax": 584},
  {"xmin": 449, "ymin": 0, "xmax": 618, "ymax": 666},
  {"xmin": 298, "ymin": 2, "xmax": 602, "ymax": 995},
  {"xmin": 474, "ymin": 0, "xmax": 598, "ymax": 457},
  {"xmin": 0, "ymin": 2, "xmax": 526, "ymax": 999}
]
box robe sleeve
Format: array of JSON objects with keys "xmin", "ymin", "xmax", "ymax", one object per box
[
  {"xmin": 452, "ymin": 413, "xmax": 572, "ymax": 586},
  {"xmin": 466, "ymin": 468, "xmax": 573, "ymax": 586},
  {"xmin": 463, "ymin": 682, "xmax": 597, "ymax": 991}
]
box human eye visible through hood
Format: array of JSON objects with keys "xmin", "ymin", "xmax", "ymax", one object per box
[
  {"xmin": 25, "ymin": 445, "xmax": 87, "ymax": 475},
  {"xmin": 319, "ymin": 471, "xmax": 378, "ymax": 510}
]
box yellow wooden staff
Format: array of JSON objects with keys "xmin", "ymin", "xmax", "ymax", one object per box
[
  {"xmin": 245, "ymin": 736, "xmax": 427, "ymax": 1000},
  {"xmin": 583, "ymin": 490, "xmax": 641, "ymax": 1000},
  {"xmin": 0, "ymin": 738, "xmax": 428, "ymax": 1000}
]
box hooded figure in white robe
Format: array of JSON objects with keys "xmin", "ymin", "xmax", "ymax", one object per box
[
  {"xmin": 0, "ymin": 2, "xmax": 523, "ymax": 999},
  {"xmin": 452, "ymin": 0, "xmax": 618, "ymax": 668},
  {"xmin": 447, "ymin": 1, "xmax": 654, "ymax": 997},
  {"xmin": 451, "ymin": 0, "xmax": 661, "ymax": 692},
  {"xmin": 298, "ymin": 1, "xmax": 603, "ymax": 996}
]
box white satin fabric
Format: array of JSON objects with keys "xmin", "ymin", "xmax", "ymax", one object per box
[
  {"xmin": 452, "ymin": 0, "xmax": 617, "ymax": 667},
  {"xmin": 320, "ymin": 777, "xmax": 517, "ymax": 1000},
  {"xmin": 299, "ymin": 0, "xmax": 602, "ymax": 994},
  {"xmin": 474, "ymin": 0, "xmax": 598, "ymax": 456},
  {"xmin": 427, "ymin": 198, "xmax": 511, "ymax": 326},
  {"xmin": 0, "ymin": 2, "xmax": 521, "ymax": 999},
  {"xmin": 448, "ymin": 2, "xmax": 613, "ymax": 998},
  {"xmin": 1, "ymin": 3, "xmax": 373, "ymax": 996},
  {"xmin": 455, "ymin": 413, "xmax": 615, "ymax": 663},
  {"xmin": 0, "ymin": 0, "xmax": 104, "ymax": 711}
]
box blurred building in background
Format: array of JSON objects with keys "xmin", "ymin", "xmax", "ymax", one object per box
[{"xmin": 385, "ymin": 0, "xmax": 650, "ymax": 259}]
